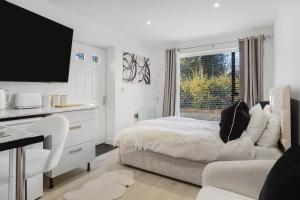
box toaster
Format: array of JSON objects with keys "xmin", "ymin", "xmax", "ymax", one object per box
[{"xmin": 15, "ymin": 93, "xmax": 42, "ymax": 109}]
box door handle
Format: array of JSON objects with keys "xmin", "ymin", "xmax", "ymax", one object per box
[{"xmin": 103, "ymin": 96, "xmax": 107, "ymax": 106}]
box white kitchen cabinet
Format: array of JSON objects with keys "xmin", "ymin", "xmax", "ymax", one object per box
[
  {"xmin": 0, "ymin": 105, "xmax": 98, "ymax": 200},
  {"xmin": 45, "ymin": 108, "xmax": 97, "ymax": 187}
]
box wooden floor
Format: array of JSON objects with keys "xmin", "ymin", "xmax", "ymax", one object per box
[{"xmin": 41, "ymin": 149, "xmax": 200, "ymax": 200}]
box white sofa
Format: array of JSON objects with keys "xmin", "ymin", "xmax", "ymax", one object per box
[{"xmin": 196, "ymin": 160, "xmax": 276, "ymax": 200}]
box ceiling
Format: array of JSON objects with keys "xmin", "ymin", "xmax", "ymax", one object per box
[{"xmin": 47, "ymin": 0, "xmax": 280, "ymax": 44}]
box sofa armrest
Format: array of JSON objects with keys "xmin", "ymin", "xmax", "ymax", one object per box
[{"xmin": 202, "ymin": 160, "xmax": 275, "ymax": 199}]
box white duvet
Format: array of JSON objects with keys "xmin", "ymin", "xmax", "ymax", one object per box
[{"xmin": 114, "ymin": 117, "xmax": 256, "ymax": 162}]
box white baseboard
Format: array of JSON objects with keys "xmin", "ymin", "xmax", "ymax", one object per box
[
  {"xmin": 95, "ymin": 137, "xmax": 106, "ymax": 145},
  {"xmin": 105, "ymin": 137, "xmax": 114, "ymax": 145}
]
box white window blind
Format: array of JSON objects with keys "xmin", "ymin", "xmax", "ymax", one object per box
[{"xmin": 179, "ymin": 51, "xmax": 240, "ymax": 120}]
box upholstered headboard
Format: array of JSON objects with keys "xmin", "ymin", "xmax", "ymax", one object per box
[{"xmin": 269, "ymin": 86, "xmax": 291, "ymax": 151}]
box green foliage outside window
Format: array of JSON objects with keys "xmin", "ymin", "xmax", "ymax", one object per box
[{"xmin": 180, "ymin": 53, "xmax": 239, "ymax": 113}]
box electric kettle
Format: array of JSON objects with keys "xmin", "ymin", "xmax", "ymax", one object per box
[{"xmin": 0, "ymin": 89, "xmax": 11, "ymax": 110}]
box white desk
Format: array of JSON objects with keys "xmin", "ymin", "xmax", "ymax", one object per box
[{"xmin": 0, "ymin": 128, "xmax": 44, "ymax": 200}]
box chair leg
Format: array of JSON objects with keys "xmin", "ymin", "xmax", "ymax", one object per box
[
  {"xmin": 25, "ymin": 180, "xmax": 27, "ymax": 200},
  {"xmin": 87, "ymin": 163, "xmax": 91, "ymax": 172},
  {"xmin": 49, "ymin": 178, "xmax": 54, "ymax": 189}
]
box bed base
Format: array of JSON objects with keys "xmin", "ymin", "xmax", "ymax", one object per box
[
  {"xmin": 120, "ymin": 150, "xmax": 207, "ymax": 186},
  {"xmin": 120, "ymin": 147, "xmax": 283, "ymax": 186}
]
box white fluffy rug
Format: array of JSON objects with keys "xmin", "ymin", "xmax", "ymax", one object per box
[{"xmin": 64, "ymin": 170, "xmax": 135, "ymax": 200}]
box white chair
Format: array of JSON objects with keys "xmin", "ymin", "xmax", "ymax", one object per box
[
  {"xmin": 25, "ymin": 115, "xmax": 69, "ymax": 179},
  {"xmin": 0, "ymin": 115, "xmax": 69, "ymax": 200}
]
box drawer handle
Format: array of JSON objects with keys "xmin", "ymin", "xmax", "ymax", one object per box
[
  {"xmin": 70, "ymin": 125, "xmax": 82, "ymax": 130},
  {"xmin": 69, "ymin": 148, "xmax": 83, "ymax": 154}
]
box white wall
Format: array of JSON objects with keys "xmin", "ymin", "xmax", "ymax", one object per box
[
  {"xmin": 167, "ymin": 26, "xmax": 274, "ymax": 100},
  {"xmin": 106, "ymin": 47, "xmax": 164, "ymax": 143},
  {"xmin": 106, "ymin": 46, "xmax": 165, "ymax": 143},
  {"xmin": 274, "ymin": 0, "xmax": 300, "ymax": 100},
  {"xmin": 273, "ymin": 0, "xmax": 300, "ymax": 146},
  {"xmin": 3, "ymin": 0, "xmax": 165, "ymax": 143}
]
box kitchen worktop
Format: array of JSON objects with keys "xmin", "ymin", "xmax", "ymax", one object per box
[
  {"xmin": 0, "ymin": 104, "xmax": 97, "ymax": 120},
  {"xmin": 0, "ymin": 127, "xmax": 44, "ymax": 151}
]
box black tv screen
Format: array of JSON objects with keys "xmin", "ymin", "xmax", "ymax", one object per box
[{"xmin": 0, "ymin": 1, "xmax": 73, "ymax": 82}]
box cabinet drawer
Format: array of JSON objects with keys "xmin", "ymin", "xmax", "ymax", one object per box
[
  {"xmin": 60, "ymin": 109, "xmax": 96, "ymax": 123},
  {"xmin": 46, "ymin": 142, "xmax": 95, "ymax": 178},
  {"xmin": 65, "ymin": 120, "xmax": 97, "ymax": 148}
]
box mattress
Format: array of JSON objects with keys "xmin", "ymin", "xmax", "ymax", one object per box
[{"xmin": 116, "ymin": 117, "xmax": 258, "ymax": 162}]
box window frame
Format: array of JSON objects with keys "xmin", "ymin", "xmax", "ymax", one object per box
[{"xmin": 178, "ymin": 47, "xmax": 240, "ymax": 120}]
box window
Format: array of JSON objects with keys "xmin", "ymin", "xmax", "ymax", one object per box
[
  {"xmin": 91, "ymin": 55, "xmax": 100, "ymax": 64},
  {"xmin": 75, "ymin": 52, "xmax": 85, "ymax": 61},
  {"xmin": 180, "ymin": 51, "xmax": 240, "ymax": 120}
]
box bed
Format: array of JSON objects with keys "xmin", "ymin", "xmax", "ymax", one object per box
[{"xmin": 116, "ymin": 86, "xmax": 291, "ymax": 186}]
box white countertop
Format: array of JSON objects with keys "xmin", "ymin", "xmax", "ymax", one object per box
[
  {"xmin": 0, "ymin": 104, "xmax": 97, "ymax": 120},
  {"xmin": 0, "ymin": 127, "xmax": 39, "ymax": 144}
]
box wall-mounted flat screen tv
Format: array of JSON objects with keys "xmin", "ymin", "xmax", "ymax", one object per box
[{"xmin": 0, "ymin": 1, "xmax": 73, "ymax": 82}]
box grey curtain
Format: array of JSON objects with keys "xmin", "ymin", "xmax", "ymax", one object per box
[
  {"xmin": 162, "ymin": 49, "xmax": 177, "ymax": 117},
  {"xmin": 239, "ymin": 36, "xmax": 264, "ymax": 107}
]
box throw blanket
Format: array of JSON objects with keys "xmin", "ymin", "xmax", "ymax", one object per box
[{"xmin": 114, "ymin": 117, "xmax": 256, "ymax": 162}]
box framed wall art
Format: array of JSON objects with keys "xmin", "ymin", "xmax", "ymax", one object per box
[{"xmin": 123, "ymin": 51, "xmax": 150, "ymax": 84}]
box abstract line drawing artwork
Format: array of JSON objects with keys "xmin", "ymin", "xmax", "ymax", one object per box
[{"xmin": 123, "ymin": 51, "xmax": 150, "ymax": 84}]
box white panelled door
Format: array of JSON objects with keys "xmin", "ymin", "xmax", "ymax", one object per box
[{"xmin": 69, "ymin": 42, "xmax": 106, "ymax": 144}]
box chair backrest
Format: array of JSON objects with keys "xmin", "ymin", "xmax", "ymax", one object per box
[{"xmin": 26, "ymin": 115, "xmax": 69, "ymax": 172}]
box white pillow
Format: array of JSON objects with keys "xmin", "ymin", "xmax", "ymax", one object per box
[
  {"xmin": 216, "ymin": 136, "xmax": 256, "ymax": 161},
  {"xmin": 257, "ymin": 105, "xmax": 281, "ymax": 148},
  {"xmin": 242, "ymin": 104, "xmax": 268, "ymax": 143},
  {"xmin": 249, "ymin": 103, "xmax": 263, "ymax": 115}
]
